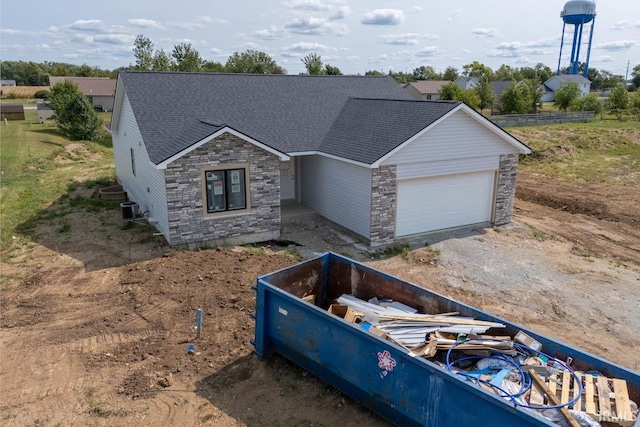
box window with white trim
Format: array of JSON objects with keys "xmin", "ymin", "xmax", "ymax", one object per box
[{"xmin": 204, "ymin": 168, "xmax": 247, "ymax": 213}]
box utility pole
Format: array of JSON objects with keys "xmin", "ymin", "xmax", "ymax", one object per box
[{"xmin": 625, "ymin": 60, "xmax": 630, "ymax": 82}]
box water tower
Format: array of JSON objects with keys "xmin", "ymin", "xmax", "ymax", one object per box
[{"xmin": 556, "ymin": 0, "xmax": 596, "ymax": 77}]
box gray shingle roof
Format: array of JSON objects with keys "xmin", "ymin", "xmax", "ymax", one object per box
[
  {"xmin": 320, "ymin": 98, "xmax": 460, "ymax": 164},
  {"xmin": 551, "ymin": 74, "xmax": 591, "ymax": 84},
  {"xmin": 118, "ymin": 72, "xmax": 438, "ymax": 165}
]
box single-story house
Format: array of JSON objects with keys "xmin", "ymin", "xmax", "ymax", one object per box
[
  {"xmin": 541, "ymin": 74, "xmax": 591, "ymax": 102},
  {"xmin": 110, "ymin": 71, "xmax": 530, "ymax": 248},
  {"xmin": 49, "ymin": 76, "xmax": 116, "ymax": 111},
  {"xmin": 0, "ymin": 104, "xmax": 25, "ymax": 120},
  {"xmin": 403, "ymin": 80, "xmax": 452, "ymax": 100},
  {"xmin": 37, "ymin": 101, "xmax": 54, "ymax": 123},
  {"xmin": 1, "ymin": 79, "xmax": 17, "ymax": 86},
  {"xmin": 455, "ymin": 76, "xmax": 479, "ymax": 90}
]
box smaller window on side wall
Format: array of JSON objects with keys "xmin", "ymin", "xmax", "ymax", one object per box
[
  {"xmin": 202, "ymin": 166, "xmax": 249, "ymax": 215},
  {"xmin": 130, "ymin": 148, "xmax": 136, "ymax": 176}
]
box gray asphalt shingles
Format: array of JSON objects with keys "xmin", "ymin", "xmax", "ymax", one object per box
[
  {"xmin": 320, "ymin": 98, "xmax": 460, "ymax": 164},
  {"xmin": 120, "ymin": 71, "xmax": 460, "ymax": 165}
]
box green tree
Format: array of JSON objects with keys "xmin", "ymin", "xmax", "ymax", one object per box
[
  {"xmin": 225, "ymin": 50, "xmax": 285, "ymax": 74},
  {"xmin": 495, "ymin": 64, "xmax": 520, "ymax": 81},
  {"xmin": 49, "ymin": 81, "xmax": 103, "ymax": 141},
  {"xmin": 442, "ymin": 66, "xmax": 459, "ymax": 81},
  {"xmin": 133, "ymin": 34, "xmax": 154, "ymax": 71},
  {"xmin": 74, "ymin": 63, "xmax": 95, "ymax": 77},
  {"xmin": 172, "ymin": 43, "xmax": 203, "ymax": 72},
  {"xmin": 412, "ymin": 65, "xmax": 437, "ymax": 80},
  {"xmin": 324, "ymin": 64, "xmax": 342, "ymax": 75},
  {"xmin": 152, "ymin": 48, "xmax": 171, "ymax": 71},
  {"xmin": 439, "ymin": 82, "xmax": 462, "ymax": 100},
  {"xmin": 500, "ymin": 82, "xmax": 532, "ymax": 114},
  {"xmin": 364, "ymin": 70, "xmax": 383, "ymax": 76},
  {"xmin": 462, "ymin": 61, "xmax": 494, "ymax": 80},
  {"xmin": 51, "ymin": 63, "xmax": 71, "ymax": 76},
  {"xmin": 570, "ymin": 93, "xmax": 603, "ymax": 115},
  {"xmin": 608, "ymin": 83, "xmax": 630, "ymax": 110},
  {"xmin": 439, "ymin": 82, "xmax": 480, "ymax": 109},
  {"xmin": 631, "ymin": 64, "xmax": 640, "ymax": 90},
  {"xmin": 202, "ymin": 60, "xmax": 225, "ymax": 73},
  {"xmin": 302, "ymin": 53, "xmax": 323, "ymax": 75},
  {"xmin": 475, "ymin": 76, "xmax": 496, "ymax": 112},
  {"xmin": 553, "ymin": 81, "xmax": 581, "ymax": 111},
  {"xmin": 629, "ymin": 90, "xmax": 640, "ymax": 120},
  {"xmin": 524, "ymin": 79, "xmax": 543, "ymax": 112}
]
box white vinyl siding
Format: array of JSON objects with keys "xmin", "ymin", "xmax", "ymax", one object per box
[
  {"xmin": 397, "ymin": 156, "xmax": 499, "ymax": 179},
  {"xmin": 112, "ymin": 92, "xmax": 169, "ymax": 237},
  {"xmin": 381, "ymin": 109, "xmax": 518, "ymax": 166},
  {"xmin": 396, "ymin": 171, "xmax": 494, "ymax": 236},
  {"xmin": 299, "ymin": 155, "xmax": 372, "ymax": 238}
]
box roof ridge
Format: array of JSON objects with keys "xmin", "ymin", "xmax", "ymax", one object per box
[
  {"xmin": 120, "ymin": 70, "xmax": 390, "ymax": 79},
  {"xmin": 350, "ymin": 97, "xmax": 461, "ymax": 104}
]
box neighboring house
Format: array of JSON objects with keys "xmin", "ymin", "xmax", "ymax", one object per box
[
  {"xmin": 1, "ymin": 80, "xmax": 17, "ymax": 86},
  {"xmin": 110, "ymin": 72, "xmax": 530, "ymax": 248},
  {"xmin": 37, "ymin": 101, "xmax": 54, "ymax": 123},
  {"xmin": 49, "ymin": 76, "xmax": 117, "ymax": 111},
  {"xmin": 0, "ymin": 104, "xmax": 25, "ymax": 120},
  {"xmin": 455, "ymin": 76, "xmax": 479, "ymax": 90},
  {"xmin": 403, "ymin": 80, "xmax": 452, "ymax": 100},
  {"xmin": 541, "ymin": 74, "xmax": 592, "ymax": 102}
]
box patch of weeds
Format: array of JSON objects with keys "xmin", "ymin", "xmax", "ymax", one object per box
[
  {"xmin": 492, "ymin": 227, "xmax": 502, "ymax": 233},
  {"xmin": 282, "ymin": 247, "xmax": 302, "ymax": 261},
  {"xmin": 87, "ymin": 403, "xmax": 114, "ymax": 417},
  {"xmin": 201, "ymin": 414, "xmax": 215, "ymax": 422},
  {"xmin": 58, "ymin": 221, "xmax": 71, "ymax": 233},
  {"xmin": 67, "ymin": 195, "xmax": 120, "ymax": 212},
  {"xmin": 404, "ymin": 246, "xmax": 441, "ymax": 265},
  {"xmin": 83, "ymin": 176, "xmax": 115, "ymax": 189},
  {"xmin": 120, "ymin": 221, "xmax": 135, "ymax": 230},
  {"xmin": 526, "ymin": 224, "xmax": 548, "ymax": 241},
  {"xmin": 244, "ymin": 245, "xmax": 268, "ymax": 256}
]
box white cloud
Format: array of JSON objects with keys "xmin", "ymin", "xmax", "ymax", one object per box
[
  {"xmin": 462, "ymin": 48, "xmax": 471, "ymax": 54},
  {"xmin": 593, "ymin": 55, "xmax": 614, "ymax": 63},
  {"xmin": 128, "ymin": 19, "xmax": 163, "ymax": 29},
  {"xmin": 609, "ymin": 21, "xmax": 640, "ymax": 31},
  {"xmin": 525, "ymin": 37, "xmax": 560, "ymax": 48},
  {"xmin": 209, "ymin": 48, "xmax": 222, "ymax": 54},
  {"xmin": 167, "ymin": 21, "xmax": 204, "ymax": 30},
  {"xmin": 63, "ymin": 53, "xmax": 79, "ymax": 59},
  {"xmin": 282, "ymin": 42, "xmax": 336, "ymax": 52},
  {"xmin": 368, "ymin": 54, "xmax": 390, "ymax": 63},
  {"xmin": 284, "ymin": 16, "xmax": 346, "ymax": 36},
  {"xmin": 448, "ymin": 9, "xmax": 461, "ymax": 23},
  {"xmin": 198, "ymin": 16, "xmax": 228, "ymax": 25},
  {"xmin": 380, "ymin": 33, "xmax": 420, "ymax": 45},
  {"xmin": 0, "ymin": 28, "xmax": 27, "ymax": 35},
  {"xmin": 416, "ymin": 46, "xmax": 443, "ymax": 57},
  {"xmin": 94, "ymin": 34, "xmax": 136, "ymax": 45},
  {"xmin": 472, "ymin": 28, "xmax": 498, "ymax": 38},
  {"xmin": 596, "ymin": 40, "xmax": 636, "ymax": 51},
  {"xmin": 487, "ymin": 50, "xmax": 519, "ymax": 58},
  {"xmin": 282, "ymin": 0, "xmax": 333, "ymax": 11},
  {"xmin": 379, "ymin": 33, "xmax": 439, "ymax": 45},
  {"xmin": 253, "ymin": 26, "xmax": 288, "ymax": 40},
  {"xmin": 361, "ymin": 9, "xmax": 405, "ymax": 26}
]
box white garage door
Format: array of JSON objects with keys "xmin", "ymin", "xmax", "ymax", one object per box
[{"xmin": 396, "ymin": 171, "xmax": 495, "ymax": 237}]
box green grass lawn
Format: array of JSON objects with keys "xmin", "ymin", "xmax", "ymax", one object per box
[
  {"xmin": 0, "ymin": 109, "xmax": 115, "ymax": 250},
  {"xmin": 510, "ymin": 120, "xmax": 640, "ymax": 183}
]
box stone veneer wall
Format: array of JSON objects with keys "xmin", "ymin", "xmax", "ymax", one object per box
[
  {"xmin": 494, "ymin": 153, "xmax": 519, "ymax": 225},
  {"xmin": 370, "ymin": 165, "xmax": 397, "ymax": 246},
  {"xmin": 164, "ymin": 134, "xmax": 281, "ymax": 246}
]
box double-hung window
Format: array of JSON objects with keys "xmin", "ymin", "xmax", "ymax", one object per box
[{"xmin": 204, "ymin": 167, "xmax": 247, "ymax": 213}]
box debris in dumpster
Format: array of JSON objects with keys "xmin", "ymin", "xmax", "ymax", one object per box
[{"xmin": 315, "ymin": 293, "xmax": 639, "ymax": 427}]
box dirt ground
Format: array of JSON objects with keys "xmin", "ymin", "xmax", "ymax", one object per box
[{"xmin": 1, "ymin": 171, "xmax": 639, "ymax": 426}]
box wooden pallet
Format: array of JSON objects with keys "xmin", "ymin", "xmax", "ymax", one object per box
[{"xmin": 541, "ymin": 371, "xmax": 636, "ymax": 427}]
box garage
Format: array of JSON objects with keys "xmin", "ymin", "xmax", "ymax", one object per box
[{"xmin": 395, "ymin": 170, "xmax": 495, "ymax": 237}]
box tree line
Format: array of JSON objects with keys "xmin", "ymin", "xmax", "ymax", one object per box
[{"xmin": 2, "ymin": 33, "xmax": 638, "ymax": 92}]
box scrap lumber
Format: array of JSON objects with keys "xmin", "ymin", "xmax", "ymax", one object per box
[{"xmin": 528, "ymin": 369, "xmax": 581, "ymax": 427}]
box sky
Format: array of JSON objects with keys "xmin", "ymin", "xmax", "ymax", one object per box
[{"xmin": 1, "ymin": 0, "xmax": 638, "ymax": 77}]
